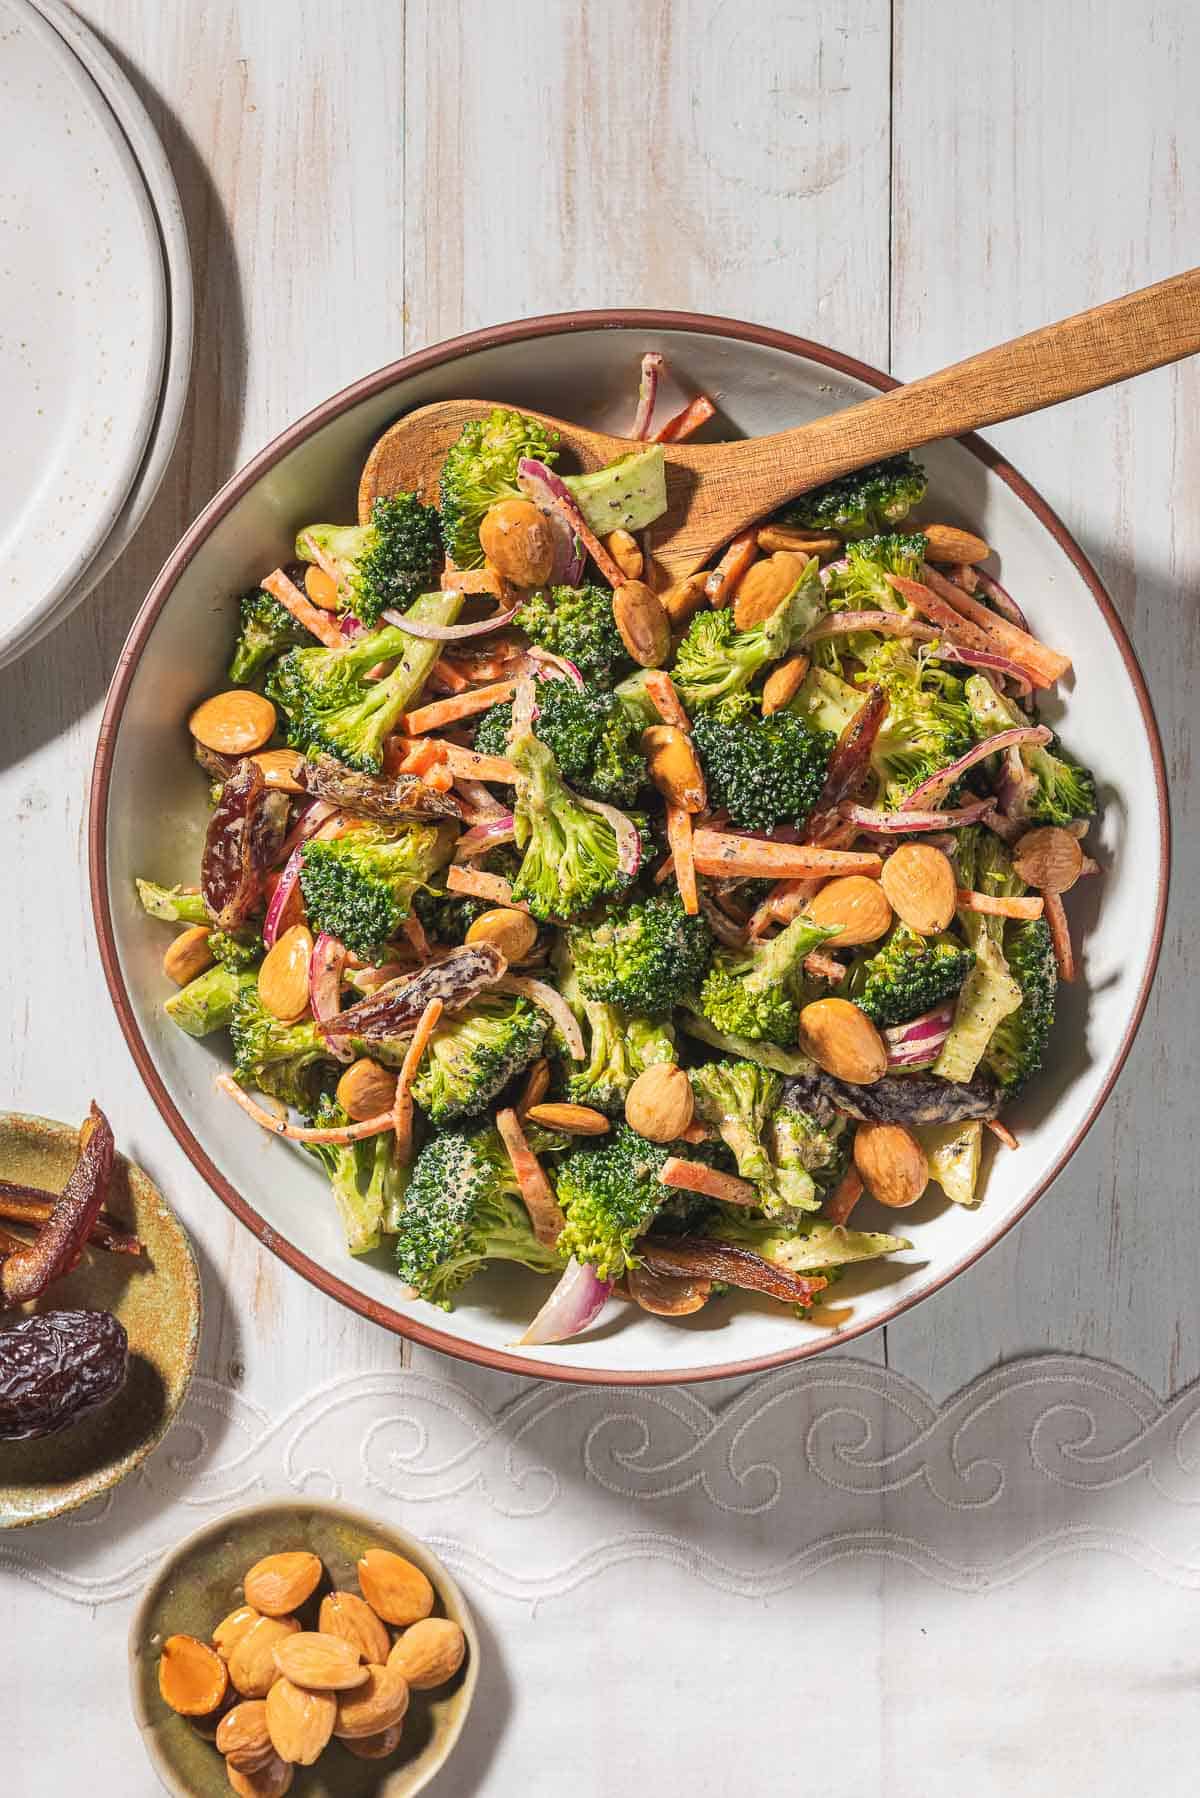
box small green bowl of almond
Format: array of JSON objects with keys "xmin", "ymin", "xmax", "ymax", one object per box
[{"xmin": 129, "ymin": 1499, "xmax": 478, "ymax": 1796}]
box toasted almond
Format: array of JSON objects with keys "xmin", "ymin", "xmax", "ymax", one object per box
[
  {"xmin": 333, "ymin": 1664, "xmax": 411, "ymax": 1740},
  {"xmin": 228, "ymin": 1616, "xmax": 302, "ymax": 1699},
  {"xmin": 880, "ymin": 844, "xmax": 958, "ymax": 936},
  {"xmin": 251, "ymin": 749, "xmax": 307, "ymax": 793},
  {"xmin": 761, "ymin": 652, "xmax": 811, "ymax": 715},
  {"xmin": 732, "ymin": 551, "xmax": 809, "ymax": 631},
  {"xmin": 661, "ymin": 574, "xmax": 708, "ymax": 627},
  {"xmin": 304, "ymin": 564, "xmax": 341, "ymax": 609},
  {"xmin": 341, "ymin": 1721, "xmax": 406, "ymax": 1759},
  {"xmin": 604, "ymin": 528, "xmax": 644, "ymax": 581},
  {"xmin": 922, "ymin": 523, "xmax": 990, "ymax": 565},
  {"xmin": 189, "ymin": 690, "xmax": 277, "ymax": 755},
  {"xmin": 158, "ymin": 1634, "xmax": 229, "ymax": 1717},
  {"xmin": 387, "ymin": 1618, "xmax": 467, "ymax": 1690},
  {"xmin": 1012, "ymin": 826, "xmax": 1084, "ymax": 894},
  {"xmin": 336, "ymin": 1058, "xmax": 399, "ymax": 1122},
  {"xmin": 163, "ymin": 924, "xmax": 215, "ymax": 987},
  {"xmin": 225, "ymin": 1751, "xmax": 294, "ymax": 1797},
  {"xmin": 257, "ymin": 925, "xmax": 314, "ymax": 1024},
  {"xmin": 216, "ymin": 1701, "xmax": 275, "ymax": 1773},
  {"xmin": 525, "ymin": 1102, "xmax": 610, "ymax": 1136},
  {"xmin": 356, "ymin": 1549, "xmax": 434, "ymax": 1627},
  {"xmin": 807, "ymin": 875, "xmax": 894, "ymax": 947},
  {"xmin": 853, "ymin": 1121, "xmax": 929, "ymax": 1208},
  {"xmin": 272, "ymin": 1632, "xmax": 368, "ymax": 1692},
  {"xmin": 755, "ymin": 524, "xmax": 842, "ymax": 556},
  {"xmin": 613, "ymin": 580, "xmax": 671, "ymax": 667},
  {"xmin": 190, "ymin": 1698, "xmax": 236, "ymax": 1742},
  {"xmin": 213, "ymin": 1605, "xmax": 263, "ymax": 1661},
  {"xmin": 797, "ymin": 998, "xmax": 887, "ymax": 1085},
  {"xmin": 624, "ymin": 1064, "xmax": 695, "ymax": 1143},
  {"xmin": 517, "ymin": 1056, "xmax": 552, "ymax": 1117},
  {"xmin": 265, "ymin": 1677, "xmax": 337, "ymax": 1765},
  {"xmin": 465, "ymin": 906, "xmax": 539, "ymax": 962},
  {"xmin": 641, "ymin": 724, "xmax": 706, "ymax": 813},
  {"xmin": 318, "ymin": 1592, "xmax": 392, "ymax": 1666},
  {"xmin": 479, "ymin": 499, "xmax": 554, "ymax": 588}
]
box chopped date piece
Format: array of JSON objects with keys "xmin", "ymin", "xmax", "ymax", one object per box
[
  {"xmin": 301, "ymin": 752, "xmax": 462, "ymax": 820},
  {"xmin": 783, "ymin": 1068, "xmax": 1000, "ymax": 1127},
  {"xmin": 0, "ymin": 1103, "xmax": 115, "ymax": 1307},
  {"xmin": 201, "ymin": 759, "xmax": 289, "ymax": 929},
  {"xmin": 806, "ymin": 683, "xmax": 888, "ymax": 843},
  {"xmin": 0, "ymin": 1309, "xmax": 128, "ymax": 1440},
  {"xmin": 638, "ymin": 1237, "xmax": 828, "ymax": 1306},
  {"xmin": 320, "ymin": 942, "xmax": 506, "ymax": 1043}
]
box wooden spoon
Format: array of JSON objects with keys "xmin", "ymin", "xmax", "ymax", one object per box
[{"xmin": 360, "ymin": 268, "xmax": 1200, "ymax": 582}]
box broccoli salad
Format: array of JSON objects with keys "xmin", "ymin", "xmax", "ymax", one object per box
[{"xmin": 138, "ymin": 351, "xmax": 1096, "ymax": 1346}]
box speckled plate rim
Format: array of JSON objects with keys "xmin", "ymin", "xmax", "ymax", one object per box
[
  {"xmin": 0, "ymin": 1109, "xmax": 201, "ymax": 1528},
  {"xmin": 127, "ymin": 1497, "xmax": 480, "ymax": 1798},
  {"xmin": 88, "ymin": 308, "xmax": 1171, "ymax": 1387}
]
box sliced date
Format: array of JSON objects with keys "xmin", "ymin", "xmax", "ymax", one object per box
[
  {"xmin": 201, "ymin": 760, "xmax": 289, "ymax": 929},
  {"xmin": 783, "ymin": 1069, "xmax": 1000, "ymax": 1127},
  {"xmin": 321, "ymin": 943, "xmax": 504, "ymax": 1044},
  {"xmin": 0, "ymin": 1309, "xmax": 128, "ymax": 1440},
  {"xmin": 302, "ymin": 752, "xmax": 462, "ymax": 821},
  {"xmin": 0, "ymin": 1103, "xmax": 115, "ymax": 1307}
]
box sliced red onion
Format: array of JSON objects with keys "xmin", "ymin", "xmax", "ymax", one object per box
[
  {"xmin": 519, "ymin": 1256, "xmax": 613, "ymax": 1346},
  {"xmin": 518, "ymin": 457, "xmax": 624, "ymax": 586},
  {"xmin": 803, "ymin": 611, "xmax": 940, "ymax": 644},
  {"xmin": 276, "ymin": 798, "xmax": 336, "ymax": 866},
  {"xmin": 884, "ymin": 1003, "xmax": 955, "ymax": 1069},
  {"xmin": 339, "ymin": 614, "xmax": 365, "ymax": 638},
  {"xmin": 517, "ymin": 461, "xmax": 586, "ymax": 585},
  {"xmin": 839, "ymin": 798, "xmax": 994, "ymax": 832},
  {"xmin": 527, "ymin": 646, "xmax": 586, "ymax": 689},
  {"xmin": 996, "ymin": 745, "xmax": 1039, "ymax": 823},
  {"xmin": 380, "ymin": 602, "xmax": 520, "ymax": 641},
  {"xmin": 453, "ymin": 776, "xmax": 508, "ymax": 822},
  {"xmin": 936, "ymin": 642, "xmax": 1034, "ymax": 697},
  {"xmin": 263, "ymin": 847, "xmax": 304, "ymax": 947},
  {"xmin": 901, "ymin": 725, "xmax": 1052, "ymax": 812},
  {"xmin": 633, "ymin": 351, "xmax": 665, "ymax": 439},
  {"xmin": 575, "ymin": 793, "xmax": 642, "ymax": 879},
  {"xmin": 454, "ymin": 813, "xmax": 517, "ymax": 859},
  {"xmin": 973, "ymin": 568, "xmax": 1031, "ymax": 632},
  {"xmin": 309, "ymin": 933, "xmax": 352, "ymax": 1061},
  {"xmin": 983, "ymin": 802, "xmax": 1022, "ymax": 844},
  {"xmin": 496, "ymin": 975, "xmax": 585, "ymax": 1058}
]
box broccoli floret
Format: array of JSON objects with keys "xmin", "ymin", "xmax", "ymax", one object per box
[
  {"xmin": 230, "ymin": 986, "xmax": 334, "ymax": 1112},
  {"xmin": 438, "ymin": 407, "xmax": 559, "ymax": 568},
  {"xmin": 984, "ymin": 919, "xmax": 1057, "ymax": 1096},
  {"xmin": 692, "ymin": 709, "xmax": 834, "ymax": 833},
  {"xmin": 508, "ymin": 706, "xmax": 635, "ymax": 922},
  {"xmin": 567, "ymin": 1001, "xmax": 676, "ymax": 1115},
  {"xmin": 475, "ymin": 679, "xmax": 643, "ymax": 806},
  {"xmin": 410, "ymin": 993, "xmax": 546, "ymax": 1123},
  {"xmin": 164, "ymin": 964, "xmax": 255, "ymax": 1038},
  {"xmin": 228, "ymin": 586, "xmax": 315, "ymax": 685},
  {"xmin": 678, "ymin": 1009, "xmax": 815, "ymax": 1075},
  {"xmin": 554, "ymin": 1124, "xmax": 682, "ymax": 1281},
  {"xmin": 847, "ymin": 921, "xmax": 975, "ymax": 1027},
  {"xmin": 303, "ymin": 1095, "xmax": 404, "ymax": 1256},
  {"xmin": 824, "ymin": 532, "xmax": 929, "ymax": 610},
  {"xmin": 137, "ymin": 879, "xmax": 211, "ymax": 925},
  {"xmin": 569, "ymin": 892, "xmax": 713, "ymax": 1016},
  {"xmin": 269, "ymin": 590, "xmax": 464, "ymax": 771},
  {"xmin": 689, "ymin": 1061, "xmax": 835, "ymax": 1216},
  {"xmin": 299, "ymin": 820, "xmax": 455, "ymax": 959},
  {"xmin": 698, "ymin": 913, "xmax": 841, "ymax": 1046},
  {"xmin": 296, "ymin": 494, "xmax": 441, "ymax": 628},
  {"xmin": 517, "ymin": 584, "xmax": 630, "ymax": 687},
  {"xmin": 207, "ymin": 928, "xmax": 264, "ymax": 971},
  {"xmin": 777, "ymin": 454, "xmax": 928, "ymax": 539},
  {"xmin": 711, "ymin": 1211, "xmax": 911, "ymax": 1272},
  {"xmin": 415, "ymin": 847, "xmax": 523, "ymax": 946},
  {"xmin": 965, "ymin": 674, "xmax": 1097, "ymax": 826},
  {"xmin": 671, "ymin": 580, "xmax": 812, "ymax": 714},
  {"xmin": 393, "ymin": 1127, "xmax": 563, "ymax": 1308},
  {"xmin": 863, "ymin": 641, "xmax": 975, "ymax": 808}
]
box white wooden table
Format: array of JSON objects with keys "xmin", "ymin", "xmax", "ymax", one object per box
[{"xmin": 6, "ymin": 3, "xmax": 1200, "ymax": 1792}]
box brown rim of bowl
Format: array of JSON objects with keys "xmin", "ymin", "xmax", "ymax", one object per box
[{"xmin": 88, "ymin": 307, "xmax": 1171, "ymax": 1387}]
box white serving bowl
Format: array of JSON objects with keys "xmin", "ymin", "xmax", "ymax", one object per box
[{"xmin": 90, "ymin": 312, "xmax": 1169, "ymax": 1385}]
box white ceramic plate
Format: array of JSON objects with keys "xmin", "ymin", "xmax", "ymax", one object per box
[
  {"xmin": 0, "ymin": 0, "xmax": 166, "ymax": 667},
  {"xmin": 91, "ymin": 314, "xmax": 1169, "ymax": 1385}
]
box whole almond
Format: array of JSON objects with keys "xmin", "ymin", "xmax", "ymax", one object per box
[
  {"xmin": 304, "ymin": 564, "xmax": 341, "ymax": 610},
  {"xmin": 213, "ymin": 1605, "xmax": 263, "ymax": 1661},
  {"xmin": 625, "ymin": 1064, "xmax": 694, "ymax": 1143},
  {"xmin": 524, "ymin": 1101, "xmax": 610, "ymax": 1136},
  {"xmin": 798, "ymin": 998, "xmax": 887, "ymax": 1085},
  {"xmin": 341, "ymin": 1721, "xmax": 406, "ymax": 1760},
  {"xmin": 641, "ymin": 725, "xmax": 706, "ymax": 813},
  {"xmin": 1013, "ymin": 826, "xmax": 1084, "ymax": 894},
  {"xmin": 158, "ymin": 1634, "xmax": 229, "ymax": 1717},
  {"xmin": 807, "ymin": 875, "xmax": 894, "ymax": 947},
  {"xmin": 257, "ymin": 925, "xmax": 313, "ymax": 1024},
  {"xmin": 243, "ymin": 1551, "xmax": 323, "ymax": 1619},
  {"xmin": 217, "ymin": 1701, "xmax": 275, "ymax": 1773},
  {"xmin": 189, "ymin": 690, "xmax": 277, "ymax": 755},
  {"xmin": 880, "ymin": 844, "xmax": 957, "ymax": 936},
  {"xmin": 265, "ymin": 1677, "xmax": 337, "ymax": 1765},
  {"xmin": 250, "ymin": 749, "xmax": 307, "ymax": 793},
  {"xmin": 357, "ymin": 1549, "xmax": 434, "ymax": 1627},
  {"xmin": 732, "ymin": 551, "xmax": 809, "ymax": 631},
  {"xmin": 318, "ymin": 1592, "xmax": 391, "ymax": 1666},
  {"xmin": 612, "ymin": 581, "xmax": 670, "ymax": 667},
  {"xmin": 661, "ymin": 574, "xmax": 708, "ymax": 627},
  {"xmin": 854, "ymin": 1122, "xmax": 929, "ymax": 1208},
  {"xmin": 922, "ymin": 523, "xmax": 990, "ymax": 564},
  {"xmin": 333, "ymin": 1664, "xmax": 411, "ymax": 1740},
  {"xmin": 228, "ymin": 1617, "xmax": 302, "ymax": 1699},
  {"xmin": 225, "ymin": 1750, "xmax": 294, "ymax": 1797},
  {"xmin": 479, "ymin": 499, "xmax": 554, "ymax": 588},
  {"xmin": 465, "ymin": 906, "xmax": 539, "ymax": 963},
  {"xmin": 273, "ymin": 1632, "xmax": 368, "ymax": 1692},
  {"xmin": 761, "ymin": 652, "xmax": 811, "ymax": 716},
  {"xmin": 163, "ymin": 924, "xmax": 215, "ymax": 987},
  {"xmin": 387, "ymin": 1618, "xmax": 467, "ymax": 1690},
  {"xmin": 604, "ymin": 528, "xmax": 644, "ymax": 581},
  {"xmin": 517, "ymin": 1056, "xmax": 551, "ymax": 1116},
  {"xmin": 755, "ymin": 524, "xmax": 842, "ymax": 557},
  {"xmin": 336, "ymin": 1057, "xmax": 398, "ymax": 1122}
]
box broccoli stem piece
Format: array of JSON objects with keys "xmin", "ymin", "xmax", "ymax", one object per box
[
  {"xmin": 508, "ymin": 703, "xmax": 634, "ymax": 922},
  {"xmin": 137, "ymin": 880, "xmax": 211, "ymax": 925},
  {"xmin": 164, "ymin": 965, "xmax": 254, "ymax": 1038}
]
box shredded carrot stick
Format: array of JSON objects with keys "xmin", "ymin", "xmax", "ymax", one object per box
[
  {"xmin": 445, "ymin": 864, "xmax": 531, "ymax": 910},
  {"xmin": 398, "ymin": 737, "xmax": 445, "ymax": 777},
  {"xmin": 403, "ymin": 679, "xmax": 518, "ymax": 736},
  {"xmin": 692, "ymin": 829, "xmax": 882, "ymax": 881},
  {"xmin": 496, "ymin": 1108, "xmax": 565, "ymax": 1245},
  {"xmin": 441, "ymin": 566, "xmax": 509, "ymax": 597},
  {"xmin": 262, "ymin": 567, "xmax": 345, "ymax": 649},
  {"xmin": 956, "ymin": 888, "xmax": 1045, "ymax": 920},
  {"xmin": 658, "ymin": 1158, "xmax": 758, "ymax": 1206},
  {"xmin": 679, "ymin": 1120, "xmax": 714, "ymax": 1145},
  {"xmin": 987, "ymin": 1119, "xmax": 1019, "ymax": 1151},
  {"xmin": 425, "ymin": 763, "xmax": 455, "ymax": 792},
  {"xmin": 666, "ymin": 804, "xmax": 699, "ymax": 915},
  {"xmin": 653, "ymin": 393, "xmax": 717, "ymax": 443},
  {"xmin": 430, "ymin": 657, "xmax": 470, "ymax": 693},
  {"xmin": 1042, "ymin": 890, "xmax": 1076, "ymax": 981},
  {"xmin": 747, "ymin": 876, "xmax": 826, "ymax": 936},
  {"xmin": 704, "ymin": 530, "xmax": 758, "ymax": 606},
  {"xmin": 217, "ymin": 1075, "xmax": 395, "ymax": 1142},
  {"xmin": 441, "ymin": 742, "xmax": 518, "ymax": 782},
  {"xmin": 653, "ymin": 852, "xmax": 675, "ymax": 886},
  {"xmin": 822, "ymin": 1167, "xmax": 864, "ymax": 1227},
  {"xmin": 804, "ymin": 949, "xmax": 846, "ymax": 983},
  {"xmin": 516, "ymin": 1057, "xmax": 551, "ymax": 1117},
  {"xmin": 643, "ymin": 670, "xmax": 691, "ymax": 731},
  {"xmin": 884, "ymin": 573, "xmax": 995, "ymax": 656},
  {"xmin": 392, "ymin": 997, "xmax": 444, "ymax": 1161},
  {"xmin": 917, "ymin": 563, "xmax": 1072, "ymax": 687},
  {"xmin": 402, "ymin": 914, "xmax": 431, "ymax": 959}
]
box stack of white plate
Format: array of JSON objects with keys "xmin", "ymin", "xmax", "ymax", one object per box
[{"xmin": 0, "ymin": 0, "xmax": 191, "ymax": 668}]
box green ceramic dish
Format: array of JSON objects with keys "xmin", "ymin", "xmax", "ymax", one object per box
[
  {"xmin": 0, "ymin": 1109, "xmax": 200, "ymax": 1528},
  {"xmin": 129, "ymin": 1499, "xmax": 479, "ymax": 1797}
]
